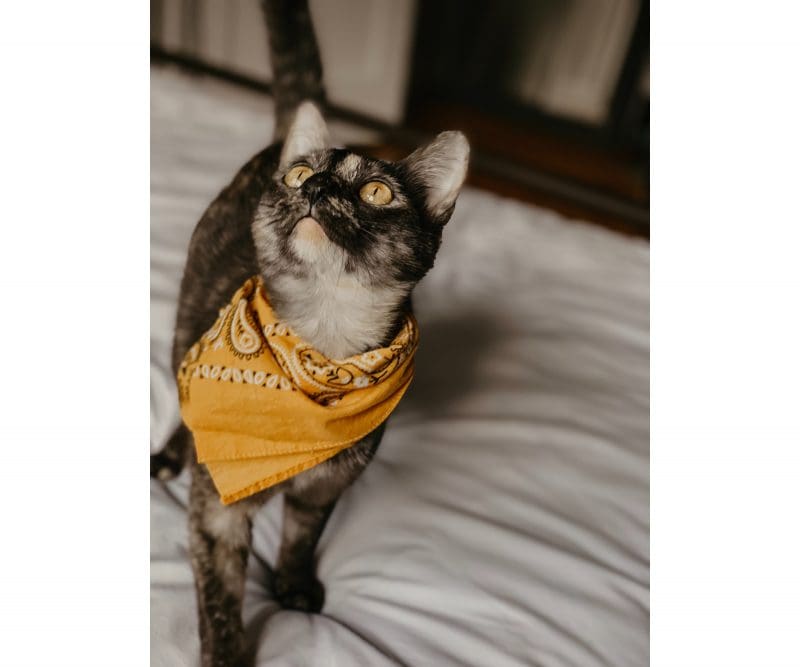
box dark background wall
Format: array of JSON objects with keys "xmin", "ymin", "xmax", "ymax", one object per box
[{"xmin": 151, "ymin": 0, "xmax": 649, "ymax": 236}]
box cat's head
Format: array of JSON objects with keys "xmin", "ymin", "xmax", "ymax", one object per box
[{"xmin": 252, "ymin": 102, "xmax": 469, "ymax": 295}]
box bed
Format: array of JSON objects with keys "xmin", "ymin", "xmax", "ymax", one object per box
[{"xmin": 150, "ymin": 67, "xmax": 649, "ymax": 666}]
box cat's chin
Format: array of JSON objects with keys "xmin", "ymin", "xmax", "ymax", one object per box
[
  {"xmin": 290, "ymin": 216, "xmax": 335, "ymax": 263},
  {"xmin": 294, "ymin": 216, "xmax": 326, "ymax": 243}
]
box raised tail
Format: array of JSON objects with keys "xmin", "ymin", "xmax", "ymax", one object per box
[{"xmin": 261, "ymin": 0, "xmax": 326, "ymax": 141}]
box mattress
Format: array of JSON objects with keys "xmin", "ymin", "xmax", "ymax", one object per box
[{"xmin": 150, "ymin": 66, "xmax": 650, "ymax": 666}]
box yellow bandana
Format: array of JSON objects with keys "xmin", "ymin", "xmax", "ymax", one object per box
[{"xmin": 177, "ymin": 276, "xmax": 418, "ymax": 504}]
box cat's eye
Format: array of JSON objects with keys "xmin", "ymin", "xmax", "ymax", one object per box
[
  {"xmin": 284, "ymin": 165, "xmax": 314, "ymax": 188},
  {"xmin": 359, "ymin": 181, "xmax": 393, "ymax": 206}
]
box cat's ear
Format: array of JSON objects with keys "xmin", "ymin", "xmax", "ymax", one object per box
[
  {"xmin": 401, "ymin": 131, "xmax": 469, "ymax": 223},
  {"xmin": 280, "ymin": 102, "xmax": 330, "ymax": 167}
]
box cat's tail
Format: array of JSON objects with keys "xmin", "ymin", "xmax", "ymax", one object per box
[{"xmin": 261, "ymin": 0, "xmax": 326, "ymax": 141}]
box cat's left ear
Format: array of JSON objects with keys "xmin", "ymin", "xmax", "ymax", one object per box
[
  {"xmin": 280, "ymin": 102, "xmax": 330, "ymax": 168},
  {"xmin": 401, "ymin": 131, "xmax": 469, "ymax": 224}
]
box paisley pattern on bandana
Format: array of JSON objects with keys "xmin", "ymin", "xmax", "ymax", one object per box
[
  {"xmin": 178, "ymin": 276, "xmax": 418, "ymax": 405},
  {"xmin": 177, "ymin": 276, "xmax": 418, "ymax": 504}
]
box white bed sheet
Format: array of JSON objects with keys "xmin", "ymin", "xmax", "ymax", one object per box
[{"xmin": 150, "ymin": 67, "xmax": 649, "ymax": 667}]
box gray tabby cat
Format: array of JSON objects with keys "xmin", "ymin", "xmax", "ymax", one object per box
[{"xmin": 151, "ymin": 1, "xmax": 469, "ymax": 665}]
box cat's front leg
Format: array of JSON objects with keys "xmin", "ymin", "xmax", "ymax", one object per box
[
  {"xmin": 273, "ymin": 494, "xmax": 333, "ymax": 612},
  {"xmin": 274, "ymin": 430, "xmax": 384, "ymax": 612},
  {"xmin": 188, "ymin": 465, "xmax": 256, "ymax": 667}
]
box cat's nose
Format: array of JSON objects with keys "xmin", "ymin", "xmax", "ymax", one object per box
[{"xmin": 301, "ymin": 175, "xmax": 330, "ymax": 206}]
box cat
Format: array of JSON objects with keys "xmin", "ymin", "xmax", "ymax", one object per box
[{"xmin": 150, "ymin": 1, "xmax": 469, "ymax": 665}]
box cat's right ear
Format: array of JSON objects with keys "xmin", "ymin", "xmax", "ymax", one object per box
[
  {"xmin": 401, "ymin": 131, "xmax": 469, "ymax": 224},
  {"xmin": 280, "ymin": 102, "xmax": 330, "ymax": 168}
]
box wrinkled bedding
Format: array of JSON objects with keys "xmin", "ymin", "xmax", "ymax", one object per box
[{"xmin": 150, "ymin": 67, "xmax": 649, "ymax": 667}]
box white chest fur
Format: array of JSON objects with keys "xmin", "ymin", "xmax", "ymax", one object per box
[{"xmin": 269, "ymin": 271, "xmax": 406, "ymax": 359}]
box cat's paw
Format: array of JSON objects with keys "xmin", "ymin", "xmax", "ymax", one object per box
[
  {"xmin": 150, "ymin": 451, "xmax": 182, "ymax": 480},
  {"xmin": 273, "ymin": 569, "xmax": 325, "ymax": 613}
]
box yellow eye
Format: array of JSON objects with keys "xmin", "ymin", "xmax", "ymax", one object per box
[
  {"xmin": 359, "ymin": 181, "xmax": 393, "ymax": 205},
  {"xmin": 283, "ymin": 165, "xmax": 314, "ymax": 188}
]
